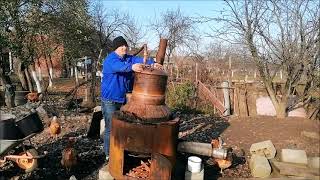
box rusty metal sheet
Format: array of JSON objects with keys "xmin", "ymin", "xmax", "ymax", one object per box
[
  {"xmin": 109, "ymin": 116, "xmax": 178, "ymax": 180},
  {"xmin": 153, "ymin": 118, "xmax": 179, "ymax": 165},
  {"xmin": 112, "ymin": 116, "xmax": 156, "ymax": 153},
  {"xmin": 150, "ymin": 153, "xmax": 172, "ymax": 180}
]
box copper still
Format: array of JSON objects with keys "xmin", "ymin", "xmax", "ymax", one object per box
[
  {"xmin": 120, "ymin": 68, "xmax": 170, "ymax": 121},
  {"xmin": 108, "ymin": 39, "xmax": 179, "ymax": 179}
]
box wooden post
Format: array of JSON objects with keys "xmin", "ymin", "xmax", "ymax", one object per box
[
  {"xmin": 247, "ymin": 87, "xmax": 257, "ymax": 117},
  {"xmin": 176, "ymin": 66, "xmax": 179, "ymax": 80},
  {"xmin": 239, "ymin": 85, "xmax": 249, "ymax": 117},
  {"xmin": 195, "ymin": 62, "xmax": 198, "ymax": 82},
  {"xmin": 222, "ymin": 81, "xmax": 231, "ymax": 116},
  {"xmin": 233, "ymin": 86, "xmax": 240, "ymax": 116}
]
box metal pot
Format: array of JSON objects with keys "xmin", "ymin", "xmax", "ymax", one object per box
[
  {"xmin": 15, "ymin": 112, "xmax": 44, "ymax": 136},
  {"xmin": 121, "ymin": 67, "xmax": 171, "ymax": 121},
  {"xmin": 0, "ymin": 114, "xmax": 25, "ymax": 140}
]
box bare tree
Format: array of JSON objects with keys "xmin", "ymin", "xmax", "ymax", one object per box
[
  {"xmin": 124, "ymin": 17, "xmax": 146, "ymax": 49},
  {"xmin": 151, "ymin": 8, "xmax": 199, "ymax": 63},
  {"xmin": 207, "ymin": 0, "xmax": 319, "ymax": 118},
  {"xmin": 75, "ymin": 1, "xmax": 138, "ymax": 107}
]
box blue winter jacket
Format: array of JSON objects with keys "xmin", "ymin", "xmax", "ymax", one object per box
[{"xmin": 101, "ymin": 51, "xmax": 154, "ymax": 103}]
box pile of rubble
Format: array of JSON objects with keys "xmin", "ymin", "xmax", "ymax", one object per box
[{"xmin": 249, "ymin": 140, "xmax": 320, "ymax": 179}]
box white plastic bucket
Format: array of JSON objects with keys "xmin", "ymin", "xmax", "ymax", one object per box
[{"xmin": 187, "ymin": 156, "xmax": 202, "ymax": 173}]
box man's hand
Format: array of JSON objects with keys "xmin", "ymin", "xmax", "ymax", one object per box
[
  {"xmin": 153, "ymin": 63, "xmax": 163, "ymax": 70},
  {"xmin": 132, "ymin": 63, "xmax": 144, "ymax": 72}
]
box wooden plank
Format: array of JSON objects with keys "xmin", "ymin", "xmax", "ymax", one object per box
[
  {"xmin": 270, "ymin": 160, "xmax": 320, "ymax": 178},
  {"xmin": 197, "ymin": 81, "xmax": 226, "ymax": 115},
  {"xmin": 238, "ymin": 87, "xmax": 248, "ymax": 117},
  {"xmin": 233, "ymin": 87, "xmax": 240, "ymax": 116},
  {"xmin": 247, "ymin": 92, "xmax": 257, "ymax": 117},
  {"xmin": 178, "ymin": 123, "xmax": 205, "ymax": 138}
]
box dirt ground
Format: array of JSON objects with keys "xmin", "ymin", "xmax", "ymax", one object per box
[
  {"xmin": 1, "ymin": 106, "xmax": 319, "ymax": 180},
  {"xmin": 222, "ymin": 116, "xmax": 320, "ymax": 157},
  {"xmin": 175, "ymin": 114, "xmax": 320, "ymax": 180},
  {"xmin": 1, "ymin": 78, "xmax": 319, "ymax": 180}
]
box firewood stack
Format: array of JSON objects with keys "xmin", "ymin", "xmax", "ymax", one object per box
[{"xmin": 126, "ymin": 160, "xmax": 151, "ymax": 179}]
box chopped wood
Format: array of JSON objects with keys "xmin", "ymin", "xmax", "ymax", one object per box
[
  {"xmin": 178, "ymin": 123, "xmax": 205, "ymax": 138},
  {"xmin": 141, "ymin": 160, "xmax": 150, "ymax": 172},
  {"xmin": 126, "ymin": 159, "xmax": 151, "ymax": 179}
]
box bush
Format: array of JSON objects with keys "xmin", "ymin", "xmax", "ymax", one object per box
[
  {"xmin": 166, "ymin": 81, "xmax": 220, "ymax": 116},
  {"xmin": 166, "ymin": 81, "xmax": 196, "ymax": 113}
]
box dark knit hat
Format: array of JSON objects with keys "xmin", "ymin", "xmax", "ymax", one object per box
[{"xmin": 113, "ymin": 36, "xmax": 128, "ymax": 50}]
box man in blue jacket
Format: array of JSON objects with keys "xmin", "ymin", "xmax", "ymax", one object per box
[{"xmin": 101, "ymin": 36, "xmax": 161, "ymax": 162}]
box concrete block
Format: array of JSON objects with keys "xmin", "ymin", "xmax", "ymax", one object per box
[
  {"xmin": 98, "ymin": 165, "xmax": 114, "ymax": 180},
  {"xmin": 249, "ymin": 154, "xmax": 271, "ymax": 178},
  {"xmin": 250, "ymin": 140, "xmax": 276, "ymax": 159},
  {"xmin": 301, "ymin": 131, "xmax": 320, "ymax": 140},
  {"xmin": 185, "ymin": 168, "xmax": 204, "ymax": 180},
  {"xmin": 308, "ymin": 157, "xmax": 320, "ymax": 169},
  {"xmin": 281, "ymin": 149, "xmax": 308, "ymax": 165}
]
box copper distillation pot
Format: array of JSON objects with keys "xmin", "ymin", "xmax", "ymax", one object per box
[{"xmin": 121, "ymin": 39, "xmax": 170, "ymax": 121}]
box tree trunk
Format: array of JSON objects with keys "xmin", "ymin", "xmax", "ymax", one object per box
[
  {"xmin": 15, "ymin": 59, "xmax": 28, "ymax": 91},
  {"xmin": 75, "ymin": 66, "xmax": 79, "ymax": 85},
  {"xmin": 37, "ymin": 59, "xmax": 42, "ymax": 81},
  {"xmin": 48, "ymin": 55, "xmax": 54, "ymax": 87},
  {"xmin": 29, "ymin": 64, "xmax": 42, "ymax": 93},
  {"xmin": 0, "ymin": 64, "xmax": 15, "ymax": 108},
  {"xmin": 275, "ymin": 102, "xmax": 287, "ymax": 119},
  {"xmin": 44, "ymin": 57, "xmax": 53, "ymax": 88},
  {"xmin": 24, "ymin": 68, "xmax": 33, "ymax": 92},
  {"xmin": 65, "ymin": 61, "xmax": 71, "ymax": 78},
  {"xmin": 70, "ymin": 66, "xmax": 74, "ymax": 77},
  {"xmin": 265, "ymin": 82, "xmax": 288, "ymax": 119},
  {"xmin": 88, "ymin": 50, "xmax": 102, "ymax": 107}
]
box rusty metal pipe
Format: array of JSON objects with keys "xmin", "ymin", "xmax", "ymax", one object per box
[
  {"xmin": 143, "ymin": 44, "xmax": 148, "ymax": 64},
  {"xmin": 156, "ymin": 39, "xmax": 168, "ymax": 65},
  {"xmin": 177, "ymin": 141, "xmax": 228, "ymax": 159}
]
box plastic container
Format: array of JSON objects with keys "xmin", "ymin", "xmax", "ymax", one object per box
[{"xmin": 187, "ymin": 156, "xmax": 202, "ymax": 173}]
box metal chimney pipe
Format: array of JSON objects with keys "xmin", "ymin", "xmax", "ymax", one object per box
[{"xmin": 156, "ymin": 39, "xmax": 168, "ymax": 65}]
